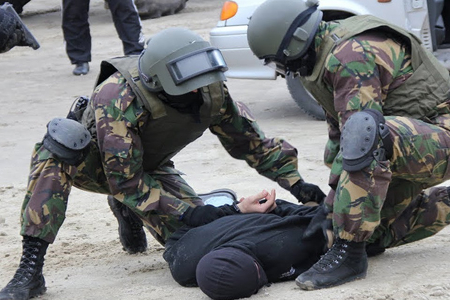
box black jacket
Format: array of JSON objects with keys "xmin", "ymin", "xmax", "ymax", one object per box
[{"xmin": 163, "ymin": 200, "xmax": 326, "ymax": 286}]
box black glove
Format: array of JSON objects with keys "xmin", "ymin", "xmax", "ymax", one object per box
[
  {"xmin": 180, "ymin": 205, "xmax": 226, "ymax": 227},
  {"xmin": 290, "ymin": 180, "xmax": 326, "ymax": 204},
  {"xmin": 303, "ymin": 204, "xmax": 332, "ymax": 251}
]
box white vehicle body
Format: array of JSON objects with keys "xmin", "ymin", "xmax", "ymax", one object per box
[
  {"xmin": 209, "ymin": 0, "xmax": 449, "ymax": 119},
  {"xmin": 210, "ymin": 0, "xmax": 437, "ymax": 79}
]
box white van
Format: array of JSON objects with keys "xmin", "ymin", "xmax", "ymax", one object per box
[{"xmin": 209, "ymin": 0, "xmax": 450, "ymax": 119}]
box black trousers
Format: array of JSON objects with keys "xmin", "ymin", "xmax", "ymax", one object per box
[{"xmin": 62, "ymin": 0, "xmax": 144, "ymax": 64}]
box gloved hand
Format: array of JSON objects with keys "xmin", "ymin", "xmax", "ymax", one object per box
[
  {"xmin": 303, "ymin": 204, "xmax": 333, "ymax": 250},
  {"xmin": 290, "ymin": 180, "xmax": 326, "ymax": 204},
  {"xmin": 180, "ymin": 205, "xmax": 226, "ymax": 227},
  {"xmin": 0, "ymin": 3, "xmax": 40, "ymax": 53}
]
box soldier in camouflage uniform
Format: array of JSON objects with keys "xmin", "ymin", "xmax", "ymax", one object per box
[
  {"xmin": 247, "ymin": 0, "xmax": 450, "ymax": 291},
  {"xmin": 0, "ymin": 27, "xmax": 325, "ymax": 300}
]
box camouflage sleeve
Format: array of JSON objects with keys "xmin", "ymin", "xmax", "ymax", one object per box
[
  {"xmin": 323, "ymin": 112, "xmax": 340, "ymax": 168},
  {"xmin": 320, "ymin": 32, "xmax": 413, "ymax": 195},
  {"xmin": 321, "ymin": 32, "xmax": 413, "ymax": 171},
  {"xmin": 91, "ymin": 72, "xmax": 190, "ymax": 216},
  {"xmin": 209, "ymin": 85, "xmax": 302, "ymax": 190},
  {"xmin": 322, "ymin": 32, "xmax": 412, "ymax": 125}
]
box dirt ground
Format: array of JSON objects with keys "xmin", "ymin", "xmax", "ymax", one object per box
[{"xmin": 1, "ymin": 0, "xmax": 450, "ymax": 299}]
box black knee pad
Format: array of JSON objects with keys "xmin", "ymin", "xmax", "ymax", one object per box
[
  {"xmin": 42, "ymin": 117, "xmax": 91, "ymax": 165},
  {"xmin": 341, "ymin": 109, "xmax": 390, "ymax": 172}
]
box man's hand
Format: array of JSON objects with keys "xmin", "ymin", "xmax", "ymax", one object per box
[
  {"xmin": 237, "ymin": 189, "xmax": 277, "ymax": 213},
  {"xmin": 290, "ymin": 180, "xmax": 326, "ymax": 204}
]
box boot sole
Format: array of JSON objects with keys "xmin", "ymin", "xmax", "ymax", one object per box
[
  {"xmin": 30, "ymin": 285, "xmax": 47, "ymax": 298},
  {"xmin": 295, "ymin": 271, "xmax": 367, "ymax": 291}
]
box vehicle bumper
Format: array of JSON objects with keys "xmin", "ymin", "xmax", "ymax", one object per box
[{"xmin": 210, "ymin": 26, "xmax": 276, "ymax": 80}]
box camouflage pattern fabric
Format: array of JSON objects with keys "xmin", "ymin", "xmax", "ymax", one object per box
[
  {"xmin": 20, "ymin": 72, "xmax": 302, "ymax": 244},
  {"xmin": 327, "ymin": 115, "xmax": 450, "ymax": 244},
  {"xmin": 209, "ymin": 97, "xmax": 301, "ymax": 191},
  {"xmin": 313, "ymin": 21, "xmax": 450, "ymax": 243},
  {"xmin": 20, "ymin": 142, "xmax": 202, "ymax": 244}
]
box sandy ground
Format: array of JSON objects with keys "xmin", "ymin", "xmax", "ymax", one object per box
[{"xmin": 1, "ymin": 0, "xmax": 450, "ymax": 299}]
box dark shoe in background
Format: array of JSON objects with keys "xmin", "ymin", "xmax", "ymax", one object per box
[
  {"xmin": 72, "ymin": 62, "xmax": 89, "ymax": 76},
  {"xmin": 107, "ymin": 196, "xmax": 147, "ymax": 254},
  {"xmin": 0, "ymin": 0, "xmax": 31, "ymax": 14}
]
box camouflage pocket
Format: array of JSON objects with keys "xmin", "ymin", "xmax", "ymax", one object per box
[
  {"xmin": 102, "ymin": 134, "xmax": 132, "ymax": 176},
  {"xmin": 103, "ymin": 134, "xmax": 132, "ymax": 158}
]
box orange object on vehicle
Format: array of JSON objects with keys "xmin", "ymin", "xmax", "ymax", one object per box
[{"xmin": 220, "ymin": 1, "xmax": 238, "ymax": 21}]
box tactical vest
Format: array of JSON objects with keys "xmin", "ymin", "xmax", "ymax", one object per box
[
  {"xmin": 89, "ymin": 56, "xmax": 225, "ymax": 171},
  {"xmin": 301, "ymin": 15, "xmax": 450, "ymax": 121}
]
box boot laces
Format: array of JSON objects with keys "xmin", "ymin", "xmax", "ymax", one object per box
[
  {"xmin": 316, "ymin": 239, "xmax": 348, "ymax": 271},
  {"xmin": 9, "ymin": 241, "xmax": 43, "ymax": 286}
]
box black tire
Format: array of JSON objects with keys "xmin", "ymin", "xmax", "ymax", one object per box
[{"xmin": 286, "ymin": 74, "xmax": 326, "ymax": 121}]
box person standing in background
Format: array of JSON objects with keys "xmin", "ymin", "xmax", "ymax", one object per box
[{"xmin": 62, "ymin": 0, "xmax": 144, "ymax": 76}]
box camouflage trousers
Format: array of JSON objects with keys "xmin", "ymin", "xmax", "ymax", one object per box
[
  {"xmin": 326, "ymin": 113, "xmax": 450, "ymax": 247},
  {"xmin": 20, "ymin": 142, "xmax": 203, "ymax": 244}
]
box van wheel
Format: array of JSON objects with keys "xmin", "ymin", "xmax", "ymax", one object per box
[{"xmin": 286, "ymin": 75, "xmax": 326, "ymax": 121}]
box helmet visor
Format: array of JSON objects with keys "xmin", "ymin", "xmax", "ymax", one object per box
[{"xmin": 166, "ymin": 47, "xmax": 228, "ymax": 86}]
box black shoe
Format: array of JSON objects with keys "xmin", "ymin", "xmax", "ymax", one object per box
[
  {"xmin": 295, "ymin": 238, "xmax": 368, "ymax": 290},
  {"xmin": 107, "ymin": 196, "xmax": 147, "ymax": 254},
  {"xmin": 72, "ymin": 62, "xmax": 89, "ymax": 76},
  {"xmin": 0, "ymin": 236, "xmax": 49, "ymax": 300},
  {"xmin": 5, "ymin": 0, "xmax": 31, "ymax": 14}
]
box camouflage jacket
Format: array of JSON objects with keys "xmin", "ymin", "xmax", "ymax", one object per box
[
  {"xmin": 301, "ymin": 16, "xmax": 450, "ymax": 167},
  {"xmin": 84, "ymin": 71, "xmax": 301, "ymax": 217}
]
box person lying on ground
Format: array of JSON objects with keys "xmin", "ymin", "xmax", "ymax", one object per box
[{"xmin": 164, "ymin": 189, "xmax": 330, "ymax": 300}]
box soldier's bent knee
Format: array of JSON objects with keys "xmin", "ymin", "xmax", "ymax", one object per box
[
  {"xmin": 42, "ymin": 117, "xmax": 91, "ymax": 165},
  {"xmin": 341, "ymin": 109, "xmax": 391, "ymax": 172}
]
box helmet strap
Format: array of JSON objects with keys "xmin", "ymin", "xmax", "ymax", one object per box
[
  {"xmin": 292, "ymin": 43, "xmax": 317, "ymax": 77},
  {"xmin": 283, "ymin": 43, "xmax": 316, "ymax": 77},
  {"xmin": 275, "ymin": 5, "xmax": 317, "ymax": 65}
]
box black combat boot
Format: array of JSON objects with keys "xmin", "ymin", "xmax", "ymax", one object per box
[
  {"xmin": 365, "ymin": 240, "xmax": 386, "ymax": 257},
  {"xmin": 295, "ymin": 238, "xmax": 368, "ymax": 290},
  {"xmin": 107, "ymin": 196, "xmax": 147, "ymax": 254},
  {"xmin": 0, "ymin": 236, "xmax": 49, "ymax": 300}
]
